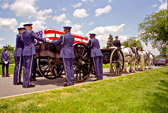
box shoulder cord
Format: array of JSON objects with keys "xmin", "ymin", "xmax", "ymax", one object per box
[{"xmin": 61, "ymin": 35, "xmax": 64, "ymax": 45}]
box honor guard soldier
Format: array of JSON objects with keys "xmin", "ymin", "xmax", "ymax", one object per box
[
  {"xmin": 22, "ymin": 23, "xmax": 46, "ymax": 88},
  {"xmin": 1, "ymin": 46, "xmax": 10, "ymax": 77},
  {"xmin": 87, "ymin": 33, "xmax": 103, "ymax": 81},
  {"xmin": 113, "ymin": 36, "xmax": 121, "ymax": 48},
  {"xmin": 13, "ymin": 27, "xmax": 25, "ymax": 85},
  {"xmin": 53, "ymin": 26, "xmax": 74, "ymax": 86}
]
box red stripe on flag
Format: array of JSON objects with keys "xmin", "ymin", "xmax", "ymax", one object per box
[
  {"xmin": 44, "ymin": 29, "xmax": 55, "ymax": 34},
  {"xmin": 72, "ymin": 34, "xmax": 88, "ymax": 41},
  {"xmin": 56, "ymin": 30, "xmax": 65, "ymax": 35}
]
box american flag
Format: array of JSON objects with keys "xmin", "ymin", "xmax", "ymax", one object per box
[
  {"xmin": 36, "ymin": 28, "xmax": 88, "ymax": 44},
  {"xmin": 36, "ymin": 30, "xmax": 43, "ymax": 38}
]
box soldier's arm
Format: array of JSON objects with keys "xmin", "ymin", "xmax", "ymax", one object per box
[
  {"xmin": 31, "ymin": 31, "xmax": 46, "ymax": 42},
  {"xmin": 7, "ymin": 52, "xmax": 10, "ymax": 62},
  {"xmin": 53, "ymin": 35, "xmax": 63, "ymax": 46},
  {"xmin": 119, "ymin": 40, "xmax": 121, "ymax": 47},
  {"xmin": 1, "ymin": 52, "xmax": 5, "ymax": 62},
  {"xmin": 86, "ymin": 40, "xmax": 92, "ymax": 47}
]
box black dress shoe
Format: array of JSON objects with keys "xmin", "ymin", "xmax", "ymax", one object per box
[
  {"xmin": 18, "ymin": 82, "xmax": 23, "ymax": 85},
  {"xmin": 31, "ymin": 78, "xmax": 36, "ymax": 81},
  {"xmin": 14, "ymin": 82, "xmax": 23, "ymax": 85},
  {"xmin": 64, "ymin": 83, "xmax": 74, "ymax": 87},
  {"xmin": 23, "ymin": 84, "xmax": 35, "ymax": 88}
]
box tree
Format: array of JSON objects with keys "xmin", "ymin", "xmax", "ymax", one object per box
[
  {"xmin": 138, "ymin": 9, "xmax": 168, "ymax": 57},
  {"xmin": 121, "ymin": 37, "xmax": 142, "ymax": 47},
  {"xmin": 106, "ymin": 34, "xmax": 113, "ymax": 48}
]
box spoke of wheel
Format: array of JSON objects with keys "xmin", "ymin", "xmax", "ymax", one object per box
[
  {"xmin": 54, "ymin": 66, "xmax": 58, "ymax": 77},
  {"xmin": 46, "ymin": 66, "xmax": 51, "ymax": 76},
  {"xmin": 43, "ymin": 65, "xmax": 49, "ymax": 73},
  {"xmin": 80, "ymin": 47, "xmax": 86, "ymax": 60},
  {"xmin": 82, "ymin": 66, "xmax": 89, "ymax": 76},
  {"xmin": 40, "ymin": 63, "xmax": 48, "ymax": 68},
  {"xmin": 82, "ymin": 52, "xmax": 88, "ymax": 59}
]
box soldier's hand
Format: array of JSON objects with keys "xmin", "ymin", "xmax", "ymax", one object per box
[{"xmin": 45, "ymin": 38, "xmax": 53, "ymax": 43}]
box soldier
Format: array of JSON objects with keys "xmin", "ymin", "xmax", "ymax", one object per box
[
  {"xmin": 13, "ymin": 27, "xmax": 25, "ymax": 85},
  {"xmin": 53, "ymin": 26, "xmax": 74, "ymax": 86},
  {"xmin": 133, "ymin": 43, "xmax": 137, "ymax": 47},
  {"xmin": 87, "ymin": 33, "xmax": 103, "ymax": 81},
  {"xmin": 22, "ymin": 23, "xmax": 47, "ymax": 88},
  {"xmin": 113, "ymin": 36, "xmax": 121, "ymax": 48},
  {"xmin": 1, "ymin": 46, "xmax": 10, "ymax": 77}
]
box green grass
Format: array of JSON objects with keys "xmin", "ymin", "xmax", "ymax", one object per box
[
  {"xmin": 0, "ymin": 64, "xmax": 15, "ymax": 75},
  {"xmin": 103, "ymin": 64, "xmax": 109, "ymax": 68},
  {"xmin": 0, "ymin": 67, "xmax": 168, "ymax": 113}
]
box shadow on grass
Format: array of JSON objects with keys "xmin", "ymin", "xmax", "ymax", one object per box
[{"xmin": 146, "ymin": 80, "xmax": 168, "ymax": 113}]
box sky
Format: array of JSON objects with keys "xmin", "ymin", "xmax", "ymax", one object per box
[{"xmin": 0, "ymin": 0, "xmax": 167, "ymax": 55}]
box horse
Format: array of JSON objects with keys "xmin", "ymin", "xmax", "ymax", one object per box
[{"xmin": 121, "ymin": 46, "xmax": 138, "ymax": 73}]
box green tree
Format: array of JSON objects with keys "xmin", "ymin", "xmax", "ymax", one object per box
[
  {"xmin": 106, "ymin": 34, "xmax": 113, "ymax": 48},
  {"xmin": 138, "ymin": 9, "xmax": 168, "ymax": 57},
  {"xmin": 121, "ymin": 37, "xmax": 142, "ymax": 47}
]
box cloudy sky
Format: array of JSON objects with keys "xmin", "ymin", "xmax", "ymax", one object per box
[{"xmin": 0, "ymin": 0, "xmax": 167, "ymax": 55}]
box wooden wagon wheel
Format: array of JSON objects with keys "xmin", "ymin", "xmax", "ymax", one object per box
[
  {"xmin": 37, "ymin": 57, "xmax": 64, "ymax": 79},
  {"xmin": 109, "ymin": 48, "xmax": 124, "ymax": 76},
  {"xmin": 73, "ymin": 43, "xmax": 92, "ymax": 82}
]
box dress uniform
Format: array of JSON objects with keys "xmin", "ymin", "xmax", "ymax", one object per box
[
  {"xmin": 1, "ymin": 46, "xmax": 10, "ymax": 77},
  {"xmin": 53, "ymin": 26, "xmax": 74, "ymax": 86},
  {"xmin": 87, "ymin": 33, "xmax": 103, "ymax": 80},
  {"xmin": 22, "ymin": 23, "xmax": 46, "ymax": 88},
  {"xmin": 113, "ymin": 36, "xmax": 121, "ymax": 48},
  {"xmin": 13, "ymin": 27, "xmax": 25, "ymax": 85}
]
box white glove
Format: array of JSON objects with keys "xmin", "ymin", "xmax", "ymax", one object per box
[
  {"xmin": 39, "ymin": 41, "xmax": 43, "ymax": 44},
  {"xmin": 45, "ymin": 38, "xmax": 53, "ymax": 43},
  {"xmin": 4, "ymin": 61, "xmax": 8, "ymax": 64}
]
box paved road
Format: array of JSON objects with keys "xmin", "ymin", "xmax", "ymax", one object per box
[{"xmin": 0, "ymin": 67, "xmax": 160, "ymax": 98}]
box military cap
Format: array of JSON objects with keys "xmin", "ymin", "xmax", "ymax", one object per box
[
  {"xmin": 17, "ymin": 27, "xmax": 25, "ymax": 30},
  {"xmin": 89, "ymin": 33, "xmax": 96, "ymax": 35},
  {"xmin": 63, "ymin": 26, "xmax": 72, "ymax": 29},
  {"xmin": 23, "ymin": 23, "xmax": 33, "ymax": 26},
  {"xmin": 3, "ymin": 46, "xmax": 7, "ymax": 48}
]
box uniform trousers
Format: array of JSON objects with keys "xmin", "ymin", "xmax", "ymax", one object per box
[
  {"xmin": 93, "ymin": 56, "xmax": 103, "ymax": 80},
  {"xmin": 23, "ymin": 55, "xmax": 34, "ymax": 86},
  {"xmin": 13, "ymin": 56, "xmax": 22, "ymax": 84},
  {"xmin": 2, "ymin": 63, "xmax": 9, "ymax": 77},
  {"xmin": 63, "ymin": 58, "xmax": 74, "ymax": 85}
]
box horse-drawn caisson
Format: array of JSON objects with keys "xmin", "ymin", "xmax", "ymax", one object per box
[
  {"xmin": 34, "ymin": 28, "xmax": 154, "ymax": 83},
  {"xmin": 35, "ymin": 28, "xmax": 125, "ymax": 82}
]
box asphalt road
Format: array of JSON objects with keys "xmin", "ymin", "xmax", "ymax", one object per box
[{"xmin": 0, "ymin": 66, "xmax": 160, "ymax": 99}]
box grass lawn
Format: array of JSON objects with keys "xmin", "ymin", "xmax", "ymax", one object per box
[
  {"xmin": 103, "ymin": 64, "xmax": 109, "ymax": 68},
  {"xmin": 0, "ymin": 67, "xmax": 168, "ymax": 113},
  {"xmin": 0, "ymin": 64, "xmax": 15, "ymax": 75}
]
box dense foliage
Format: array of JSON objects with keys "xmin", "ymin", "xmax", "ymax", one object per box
[
  {"xmin": 139, "ymin": 9, "xmax": 168, "ymax": 57},
  {"xmin": 121, "ymin": 37, "xmax": 142, "ymax": 47},
  {"xmin": 106, "ymin": 34, "xmax": 113, "ymax": 48}
]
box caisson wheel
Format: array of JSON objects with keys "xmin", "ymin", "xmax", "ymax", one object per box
[
  {"xmin": 73, "ymin": 43, "xmax": 92, "ymax": 82},
  {"xmin": 37, "ymin": 57, "xmax": 63, "ymax": 79},
  {"xmin": 109, "ymin": 48, "xmax": 124, "ymax": 76}
]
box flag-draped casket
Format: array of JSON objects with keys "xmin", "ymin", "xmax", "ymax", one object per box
[
  {"xmin": 36, "ymin": 28, "xmax": 88, "ymax": 44},
  {"xmin": 35, "ymin": 28, "xmax": 88, "ymax": 58}
]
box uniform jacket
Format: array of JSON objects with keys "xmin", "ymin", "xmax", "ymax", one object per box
[
  {"xmin": 53, "ymin": 32, "xmax": 74, "ymax": 58},
  {"xmin": 113, "ymin": 40, "xmax": 121, "ymax": 48},
  {"xmin": 22, "ymin": 30, "xmax": 45, "ymax": 56},
  {"xmin": 1, "ymin": 51, "xmax": 10, "ymax": 63},
  {"xmin": 87, "ymin": 37, "xmax": 103, "ymax": 57},
  {"xmin": 14, "ymin": 34, "xmax": 24, "ymax": 57}
]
